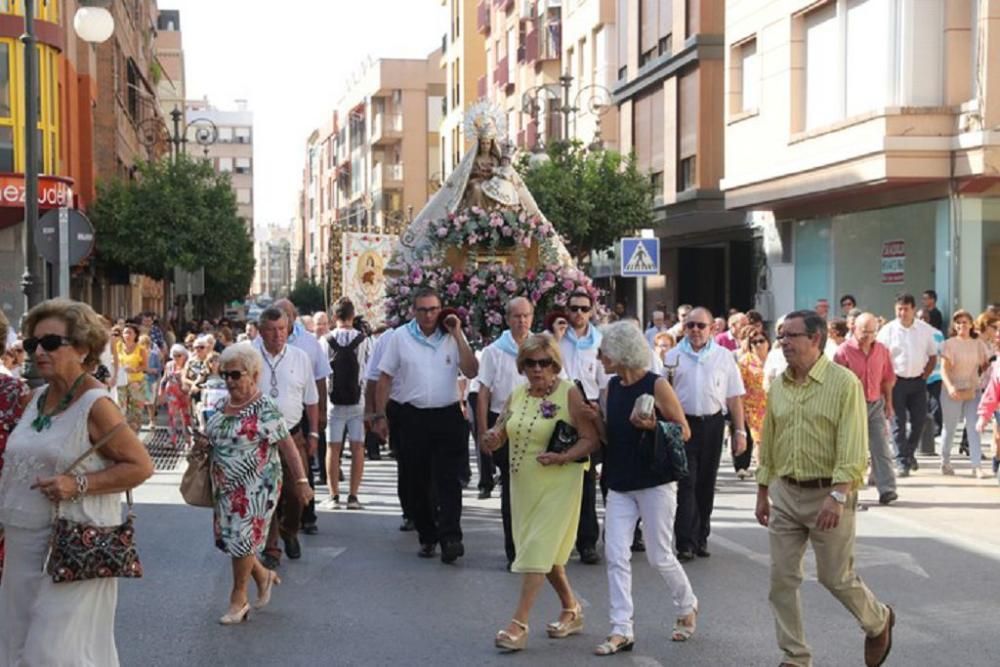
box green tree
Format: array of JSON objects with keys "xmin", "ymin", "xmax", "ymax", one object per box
[
  {"xmin": 518, "ymin": 141, "xmax": 653, "ymax": 264},
  {"xmin": 288, "ymin": 278, "xmax": 326, "ymax": 315},
  {"xmin": 89, "ymin": 155, "xmax": 255, "ymax": 304}
]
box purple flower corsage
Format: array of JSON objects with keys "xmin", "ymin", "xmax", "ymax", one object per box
[{"xmin": 539, "ymin": 399, "xmax": 558, "ymax": 419}]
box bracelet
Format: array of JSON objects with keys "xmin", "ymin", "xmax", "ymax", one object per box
[
  {"xmin": 735, "ymin": 429, "xmax": 747, "ymax": 437},
  {"xmin": 295, "ymin": 477, "xmax": 309, "ymax": 484},
  {"xmin": 371, "ymin": 414, "xmax": 386, "ymax": 421},
  {"xmin": 308, "ymin": 432, "xmax": 320, "ymax": 439},
  {"xmin": 72, "ymin": 473, "xmax": 89, "ymax": 502}
]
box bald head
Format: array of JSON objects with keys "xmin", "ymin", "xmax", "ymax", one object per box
[{"xmin": 853, "ymin": 312, "xmax": 879, "ymax": 347}]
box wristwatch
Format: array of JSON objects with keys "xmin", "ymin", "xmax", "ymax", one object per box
[{"xmin": 829, "ymin": 490, "xmax": 847, "ymax": 505}]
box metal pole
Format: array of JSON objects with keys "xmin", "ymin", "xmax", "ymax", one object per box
[
  {"xmin": 58, "ymin": 206, "xmax": 69, "ymax": 297},
  {"xmin": 560, "ymin": 74, "xmax": 573, "ymax": 141},
  {"xmin": 20, "ymin": 0, "xmax": 40, "ymax": 313},
  {"xmin": 171, "ymin": 107, "xmax": 183, "ymax": 163}
]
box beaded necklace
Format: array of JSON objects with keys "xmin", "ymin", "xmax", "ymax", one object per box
[
  {"xmin": 509, "ymin": 378, "xmax": 560, "ymax": 474},
  {"xmin": 31, "ymin": 373, "xmax": 88, "ymax": 432}
]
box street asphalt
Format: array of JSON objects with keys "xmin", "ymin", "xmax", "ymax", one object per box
[{"xmin": 118, "ymin": 432, "xmax": 1000, "ymax": 667}]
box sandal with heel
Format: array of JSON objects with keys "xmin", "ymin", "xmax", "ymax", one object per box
[
  {"xmin": 495, "ymin": 619, "xmax": 529, "ymax": 651},
  {"xmin": 671, "ymin": 606, "xmax": 698, "ymax": 642},
  {"xmin": 594, "ymin": 634, "xmax": 634, "ymax": 656},
  {"xmin": 546, "ymin": 602, "xmax": 584, "ymax": 638}
]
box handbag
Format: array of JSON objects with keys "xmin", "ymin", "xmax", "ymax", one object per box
[
  {"xmin": 641, "ymin": 420, "xmax": 689, "ymax": 483},
  {"xmin": 180, "ymin": 441, "xmax": 213, "ymax": 508},
  {"xmin": 44, "ymin": 422, "xmax": 143, "ymax": 583},
  {"xmin": 545, "ymin": 420, "xmax": 588, "ymax": 463}
]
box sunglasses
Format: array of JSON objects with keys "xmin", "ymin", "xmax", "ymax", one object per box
[
  {"xmin": 220, "ymin": 370, "xmax": 245, "ymax": 381},
  {"xmin": 523, "ymin": 358, "xmax": 554, "ymax": 369},
  {"xmin": 23, "ymin": 334, "xmax": 73, "ymax": 355},
  {"xmin": 415, "ymin": 306, "xmax": 441, "ymax": 315},
  {"xmin": 751, "ymin": 338, "xmax": 767, "ymax": 345},
  {"xmin": 568, "ymin": 305, "xmax": 591, "ymax": 313},
  {"xmin": 776, "ymin": 332, "xmax": 810, "ymax": 341},
  {"xmin": 685, "ymin": 321, "xmax": 708, "ymax": 330}
]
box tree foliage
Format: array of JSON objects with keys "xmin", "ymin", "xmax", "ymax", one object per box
[
  {"xmin": 288, "ymin": 278, "xmax": 326, "ymax": 315},
  {"xmin": 89, "ymin": 155, "xmax": 255, "ymax": 303},
  {"xmin": 518, "ymin": 141, "xmax": 653, "ymax": 264}
]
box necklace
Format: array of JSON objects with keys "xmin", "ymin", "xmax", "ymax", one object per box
[
  {"xmin": 31, "ymin": 373, "xmax": 89, "ymax": 432},
  {"xmin": 228, "ymin": 390, "xmax": 260, "ymax": 411},
  {"xmin": 262, "ymin": 346, "xmax": 287, "ymax": 399}
]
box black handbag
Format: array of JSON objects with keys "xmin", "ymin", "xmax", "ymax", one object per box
[
  {"xmin": 545, "ymin": 420, "xmax": 588, "ymax": 463},
  {"xmin": 641, "ymin": 421, "xmax": 689, "ymax": 483}
]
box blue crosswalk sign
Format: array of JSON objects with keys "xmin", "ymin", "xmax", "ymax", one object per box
[{"xmin": 620, "ymin": 237, "xmax": 659, "ymax": 277}]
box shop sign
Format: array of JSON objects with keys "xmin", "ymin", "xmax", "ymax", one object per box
[
  {"xmin": 880, "ymin": 240, "xmax": 905, "ymax": 285},
  {"xmin": 0, "ymin": 174, "xmax": 74, "ymax": 208}
]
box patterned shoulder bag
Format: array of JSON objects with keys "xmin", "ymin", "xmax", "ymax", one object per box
[{"xmin": 44, "ymin": 422, "xmax": 143, "ymax": 583}]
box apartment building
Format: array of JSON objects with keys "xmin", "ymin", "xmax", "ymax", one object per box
[
  {"xmin": 614, "ymin": 0, "xmax": 751, "ymax": 318},
  {"xmin": 154, "ymin": 9, "xmax": 184, "ymax": 119},
  {"xmin": 253, "ymin": 222, "xmax": 293, "ymax": 299},
  {"xmin": 186, "ymin": 98, "xmax": 254, "ymax": 232},
  {"xmin": 296, "ymin": 52, "xmax": 445, "ymax": 297},
  {"xmin": 723, "ymin": 0, "xmax": 1000, "ymax": 318},
  {"xmin": 561, "ymin": 0, "xmax": 619, "ymax": 150},
  {"xmin": 441, "ymin": 0, "xmax": 487, "ymax": 178}
]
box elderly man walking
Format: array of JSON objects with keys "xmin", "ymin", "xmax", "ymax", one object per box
[
  {"xmin": 374, "ymin": 288, "xmax": 478, "ymax": 563},
  {"xmin": 665, "ymin": 307, "xmax": 746, "ymax": 561},
  {"xmin": 834, "ymin": 313, "xmax": 898, "ymax": 505},
  {"xmin": 756, "ymin": 310, "xmax": 894, "ymax": 667},
  {"xmin": 477, "ymin": 297, "xmax": 534, "ymax": 569}
]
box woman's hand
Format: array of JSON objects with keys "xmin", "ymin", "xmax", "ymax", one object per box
[
  {"xmin": 31, "ymin": 474, "xmax": 77, "ymax": 502},
  {"xmin": 294, "ymin": 480, "xmax": 314, "ymax": 505},
  {"xmin": 481, "ymin": 428, "xmax": 505, "ymax": 452},
  {"xmin": 977, "ymin": 415, "xmax": 990, "ymax": 433},
  {"xmin": 536, "ymin": 452, "xmax": 565, "ymax": 466},
  {"xmin": 680, "ymin": 422, "xmax": 692, "ymax": 442},
  {"xmin": 629, "ymin": 412, "xmax": 656, "ymax": 431}
]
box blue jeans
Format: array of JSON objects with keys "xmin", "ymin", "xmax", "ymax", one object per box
[{"xmin": 940, "ymin": 391, "xmax": 982, "ymax": 467}]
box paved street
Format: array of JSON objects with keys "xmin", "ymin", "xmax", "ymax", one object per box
[{"xmin": 120, "ymin": 434, "xmax": 1000, "ymax": 666}]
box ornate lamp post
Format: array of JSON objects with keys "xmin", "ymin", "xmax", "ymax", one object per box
[
  {"xmin": 138, "ymin": 107, "xmax": 218, "ymax": 162},
  {"xmin": 520, "ymin": 73, "xmax": 613, "ymax": 160}
]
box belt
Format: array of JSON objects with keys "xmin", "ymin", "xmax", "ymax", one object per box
[
  {"xmin": 684, "ymin": 412, "xmax": 723, "ymax": 422},
  {"xmin": 897, "ymin": 375, "xmax": 923, "ymax": 381},
  {"xmin": 403, "ymin": 402, "xmax": 460, "ymax": 413},
  {"xmin": 781, "ymin": 476, "xmax": 833, "ymax": 489}
]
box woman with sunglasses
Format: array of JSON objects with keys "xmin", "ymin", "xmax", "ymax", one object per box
[
  {"xmin": 115, "ymin": 323, "xmax": 149, "ymax": 433},
  {"xmin": 0, "ymin": 298, "xmax": 153, "ymax": 666},
  {"xmin": 734, "ymin": 328, "xmax": 770, "ymax": 479},
  {"xmin": 159, "ymin": 345, "xmax": 193, "ymax": 449},
  {"xmin": 940, "ymin": 310, "xmax": 991, "ymax": 477},
  {"xmin": 203, "ymin": 343, "xmax": 313, "ymax": 625},
  {"xmin": 0, "ymin": 310, "xmax": 31, "ymax": 587},
  {"xmin": 482, "ymin": 334, "xmax": 599, "ymax": 652}
]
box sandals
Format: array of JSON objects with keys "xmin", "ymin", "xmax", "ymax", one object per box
[
  {"xmin": 546, "ymin": 602, "xmax": 584, "ymax": 638},
  {"xmin": 495, "ymin": 619, "xmax": 529, "ymax": 651},
  {"xmin": 594, "ymin": 634, "xmax": 634, "ymax": 656},
  {"xmin": 671, "ymin": 606, "xmax": 698, "ymax": 642}
]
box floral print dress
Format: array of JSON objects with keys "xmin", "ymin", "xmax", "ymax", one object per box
[
  {"xmin": 207, "ymin": 395, "xmax": 289, "ymax": 558},
  {"xmin": 738, "ymin": 352, "xmax": 767, "ymax": 444},
  {"xmin": 159, "ymin": 361, "xmax": 191, "ymax": 447},
  {"xmin": 0, "ymin": 374, "xmax": 30, "ymax": 581}
]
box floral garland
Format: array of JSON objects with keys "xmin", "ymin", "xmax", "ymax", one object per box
[{"xmin": 433, "ymin": 207, "xmax": 558, "ymax": 263}]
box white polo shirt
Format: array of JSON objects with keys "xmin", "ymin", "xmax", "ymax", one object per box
[
  {"xmin": 366, "ymin": 328, "xmax": 403, "ymax": 401},
  {"xmin": 664, "ymin": 340, "xmax": 745, "ymax": 416},
  {"xmin": 255, "ymin": 342, "xmax": 319, "ymax": 429},
  {"xmin": 378, "ymin": 326, "xmax": 461, "ymax": 409},
  {"xmin": 478, "ymin": 343, "xmax": 527, "ymax": 414},
  {"xmin": 289, "ymin": 322, "xmax": 331, "ymax": 382},
  {"xmin": 876, "ymin": 318, "xmax": 938, "ymax": 379},
  {"xmin": 559, "ymin": 327, "xmax": 608, "ymax": 401}
]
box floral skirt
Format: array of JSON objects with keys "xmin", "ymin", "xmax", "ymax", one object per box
[{"xmin": 118, "ymin": 382, "xmax": 147, "ymax": 430}]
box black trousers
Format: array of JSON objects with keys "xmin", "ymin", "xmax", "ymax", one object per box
[
  {"xmin": 399, "ymin": 402, "xmax": 468, "ymax": 547},
  {"xmin": 576, "ymin": 461, "xmax": 599, "ymax": 552},
  {"xmin": 487, "ymin": 411, "xmax": 515, "ymax": 563},
  {"xmin": 733, "ymin": 423, "xmax": 754, "ymax": 472},
  {"xmin": 299, "ymin": 414, "xmax": 318, "ymax": 527},
  {"xmin": 891, "ymin": 377, "xmax": 927, "ymax": 467},
  {"xmin": 387, "ymin": 400, "xmax": 409, "ymax": 518},
  {"xmin": 674, "ymin": 412, "xmax": 725, "ymax": 554},
  {"xmin": 475, "ymin": 393, "xmax": 497, "ymax": 491}
]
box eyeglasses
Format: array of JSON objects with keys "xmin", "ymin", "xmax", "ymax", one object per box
[
  {"xmin": 220, "ymin": 370, "xmax": 244, "ymax": 381},
  {"xmin": 568, "ymin": 305, "xmax": 591, "ymax": 313},
  {"xmin": 523, "ymin": 358, "xmax": 554, "ymax": 369},
  {"xmin": 751, "ymin": 338, "xmax": 767, "ymax": 345},
  {"xmin": 685, "ymin": 321, "xmax": 709, "ymax": 330},
  {"xmin": 776, "ymin": 332, "xmax": 810, "ymax": 341},
  {"xmin": 23, "ymin": 334, "xmax": 73, "ymax": 355},
  {"xmin": 415, "ymin": 306, "xmax": 441, "ymax": 315},
  {"xmin": 194, "ymin": 345, "xmax": 206, "ymax": 349}
]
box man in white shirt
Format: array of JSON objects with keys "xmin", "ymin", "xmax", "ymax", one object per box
[
  {"xmin": 876, "ymin": 293, "xmax": 938, "ymax": 477},
  {"xmin": 477, "ymin": 297, "xmax": 533, "ymax": 567},
  {"xmin": 664, "ymin": 307, "xmax": 747, "ymax": 561},
  {"xmin": 644, "ymin": 310, "xmax": 669, "ymax": 348},
  {"xmin": 374, "ymin": 288, "xmax": 478, "ymax": 563},
  {"xmin": 255, "ymin": 307, "xmax": 320, "ymax": 567},
  {"xmin": 313, "ymin": 311, "xmax": 331, "ymax": 339},
  {"xmin": 667, "ymin": 304, "xmax": 694, "ymax": 340},
  {"xmin": 559, "ymin": 290, "xmax": 607, "ymax": 565}
]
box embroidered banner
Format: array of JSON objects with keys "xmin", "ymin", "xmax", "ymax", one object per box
[{"xmin": 342, "ymin": 232, "xmax": 397, "ymax": 326}]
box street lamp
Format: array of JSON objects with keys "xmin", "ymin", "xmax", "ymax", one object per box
[
  {"xmin": 138, "ymin": 107, "xmax": 218, "ymax": 162},
  {"xmin": 22, "ymin": 0, "xmax": 115, "ymax": 313},
  {"xmin": 521, "ymin": 73, "xmax": 613, "ymax": 157}
]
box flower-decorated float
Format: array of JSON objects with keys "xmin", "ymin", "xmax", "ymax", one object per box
[{"xmin": 386, "ymin": 102, "xmax": 601, "ymax": 343}]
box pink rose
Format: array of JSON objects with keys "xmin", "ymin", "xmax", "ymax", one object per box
[
  {"xmin": 486, "ymin": 285, "xmax": 498, "ymax": 298},
  {"xmin": 436, "ymin": 226, "xmax": 448, "ymax": 238},
  {"xmin": 446, "ymin": 282, "xmax": 461, "ymax": 297},
  {"xmin": 504, "ymin": 280, "xmax": 517, "ymax": 292}
]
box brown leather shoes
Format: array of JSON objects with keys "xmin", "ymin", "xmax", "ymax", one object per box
[{"xmin": 865, "ymin": 605, "xmax": 895, "ymax": 667}]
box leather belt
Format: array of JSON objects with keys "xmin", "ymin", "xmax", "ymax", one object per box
[
  {"xmin": 781, "ymin": 476, "xmax": 833, "ymax": 489},
  {"xmin": 684, "ymin": 412, "xmax": 723, "ymax": 423}
]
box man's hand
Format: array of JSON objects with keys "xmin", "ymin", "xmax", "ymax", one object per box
[
  {"xmin": 443, "ymin": 313, "xmax": 462, "ymax": 337},
  {"xmin": 307, "ymin": 434, "xmax": 319, "ymax": 457},
  {"xmin": 815, "ymin": 495, "xmax": 844, "ymax": 531},
  {"xmin": 754, "ymin": 487, "xmax": 770, "ymax": 527},
  {"xmin": 732, "ymin": 431, "xmax": 748, "ymax": 456},
  {"xmin": 295, "ymin": 480, "xmax": 315, "ymax": 505},
  {"xmin": 372, "ymin": 416, "xmax": 388, "ymax": 441},
  {"xmin": 884, "ymin": 401, "xmax": 894, "ymax": 420},
  {"xmin": 481, "ymin": 428, "xmax": 505, "ymax": 453}
]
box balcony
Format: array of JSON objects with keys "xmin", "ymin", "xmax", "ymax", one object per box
[
  {"xmin": 524, "ymin": 28, "xmax": 538, "ymax": 64},
  {"xmin": 494, "ymin": 56, "xmax": 511, "ymax": 92},
  {"xmin": 477, "ymin": 75, "xmax": 487, "ymax": 100},
  {"xmin": 493, "ymin": 0, "xmax": 514, "ymax": 10},
  {"xmin": 372, "ymin": 163, "xmax": 404, "ymax": 191},
  {"xmin": 539, "ymin": 21, "xmax": 561, "ymax": 60},
  {"xmin": 477, "ymin": 1, "xmax": 491, "ymax": 34},
  {"xmin": 370, "ymin": 113, "xmax": 403, "ymax": 145}
]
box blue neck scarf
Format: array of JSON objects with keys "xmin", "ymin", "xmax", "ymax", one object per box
[
  {"xmin": 678, "ymin": 337, "xmax": 714, "ymax": 363},
  {"xmin": 495, "ymin": 330, "xmax": 520, "ymax": 357},
  {"xmin": 405, "ymin": 319, "xmax": 446, "ymax": 350},
  {"xmin": 566, "ymin": 324, "xmax": 602, "ymax": 351}
]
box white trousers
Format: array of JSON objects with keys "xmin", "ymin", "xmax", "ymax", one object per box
[{"xmin": 605, "ymin": 483, "xmax": 697, "ymax": 638}]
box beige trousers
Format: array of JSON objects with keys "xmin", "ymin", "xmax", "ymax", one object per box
[{"xmin": 768, "ymin": 478, "xmax": 889, "ymax": 667}]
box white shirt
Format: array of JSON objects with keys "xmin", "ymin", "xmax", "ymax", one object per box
[
  {"xmin": 645, "ymin": 325, "xmax": 668, "ymax": 348},
  {"xmin": 876, "ymin": 318, "xmax": 938, "ymax": 378},
  {"xmin": 559, "ymin": 328, "xmax": 608, "ymax": 401},
  {"xmin": 255, "ymin": 343, "xmax": 319, "ymax": 429},
  {"xmin": 763, "ymin": 346, "xmax": 787, "ymax": 391},
  {"xmin": 290, "ymin": 323, "xmax": 331, "ymax": 382},
  {"xmin": 365, "ymin": 328, "xmax": 403, "ymax": 401},
  {"xmin": 478, "ymin": 343, "xmax": 527, "ymax": 414},
  {"xmin": 378, "ymin": 327, "xmax": 461, "ymax": 408},
  {"xmin": 663, "ymin": 341, "xmax": 745, "ymax": 416}
]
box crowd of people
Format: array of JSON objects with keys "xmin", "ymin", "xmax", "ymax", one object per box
[{"xmin": 0, "ymin": 283, "xmax": 997, "ymax": 666}]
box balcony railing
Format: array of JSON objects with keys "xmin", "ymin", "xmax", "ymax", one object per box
[
  {"xmin": 524, "ymin": 28, "xmax": 538, "ymax": 64},
  {"xmin": 371, "ymin": 113, "xmax": 403, "ymax": 144},
  {"xmin": 477, "ymin": 1, "xmax": 491, "ymax": 34},
  {"xmin": 494, "ymin": 56, "xmax": 509, "ymax": 90},
  {"xmin": 372, "ymin": 163, "xmax": 404, "ymax": 190}
]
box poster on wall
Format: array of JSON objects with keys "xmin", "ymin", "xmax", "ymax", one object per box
[
  {"xmin": 880, "ymin": 240, "xmax": 905, "ymax": 285},
  {"xmin": 342, "ymin": 232, "xmax": 397, "ymax": 326}
]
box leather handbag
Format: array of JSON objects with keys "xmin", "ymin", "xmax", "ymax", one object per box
[
  {"xmin": 643, "ymin": 420, "xmax": 689, "ymax": 483},
  {"xmin": 545, "ymin": 420, "xmax": 588, "ymax": 463},
  {"xmin": 45, "ymin": 423, "xmax": 144, "ymax": 583},
  {"xmin": 179, "ymin": 442, "xmax": 213, "ymax": 508}
]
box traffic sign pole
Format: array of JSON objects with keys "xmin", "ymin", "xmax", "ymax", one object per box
[{"xmin": 58, "ymin": 207, "xmax": 70, "ymax": 298}]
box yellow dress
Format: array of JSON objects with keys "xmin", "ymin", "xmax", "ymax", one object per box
[{"xmin": 506, "ymin": 380, "xmax": 587, "ymax": 574}]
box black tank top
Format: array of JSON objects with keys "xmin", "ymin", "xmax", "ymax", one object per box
[{"xmin": 604, "ymin": 371, "xmax": 670, "ymax": 492}]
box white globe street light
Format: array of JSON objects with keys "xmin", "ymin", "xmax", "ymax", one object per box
[{"xmin": 73, "ymin": 6, "xmax": 114, "ymax": 43}]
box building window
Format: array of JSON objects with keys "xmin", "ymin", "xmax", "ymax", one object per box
[
  {"xmin": 217, "ymin": 126, "xmax": 233, "ymax": 142},
  {"xmin": 678, "ymin": 156, "xmax": 696, "ymax": 192},
  {"xmin": 235, "ymin": 126, "xmax": 251, "ymax": 143},
  {"xmin": 639, "ymin": 48, "xmax": 655, "ymax": 67},
  {"xmin": 237, "ymin": 188, "xmax": 252, "ymax": 204},
  {"xmin": 731, "ymin": 37, "xmax": 759, "ymax": 114},
  {"xmin": 616, "ymin": 0, "xmax": 628, "ymax": 81},
  {"xmin": 235, "ymin": 157, "xmax": 251, "ymax": 174},
  {"xmin": 658, "ymin": 35, "xmax": 672, "ymax": 57},
  {"xmin": 651, "ymin": 171, "xmax": 664, "ymax": 206},
  {"xmin": 218, "ymin": 157, "xmax": 233, "ymax": 172},
  {"xmin": 126, "ymin": 58, "xmax": 140, "ymax": 121},
  {"xmin": 677, "ymin": 70, "xmax": 697, "ymax": 192}
]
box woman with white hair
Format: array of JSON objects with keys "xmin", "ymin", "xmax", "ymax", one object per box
[
  {"xmin": 204, "ymin": 343, "xmax": 313, "ymax": 625},
  {"xmin": 159, "ymin": 344, "xmax": 192, "ymax": 449},
  {"xmin": 594, "ymin": 321, "xmax": 697, "ymax": 655}
]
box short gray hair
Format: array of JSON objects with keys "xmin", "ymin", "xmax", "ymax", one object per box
[
  {"xmin": 220, "ymin": 342, "xmax": 263, "ymax": 379},
  {"xmin": 259, "ymin": 307, "xmax": 287, "ymax": 326},
  {"xmin": 599, "ymin": 321, "xmax": 650, "ymax": 371},
  {"xmin": 506, "ymin": 296, "xmax": 534, "ymax": 317}
]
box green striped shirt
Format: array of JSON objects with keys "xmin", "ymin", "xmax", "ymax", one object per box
[{"xmin": 756, "ymin": 354, "xmax": 868, "ymax": 489}]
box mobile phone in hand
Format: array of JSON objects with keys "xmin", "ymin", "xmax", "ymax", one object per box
[{"xmin": 574, "ymin": 380, "xmax": 590, "ymax": 404}]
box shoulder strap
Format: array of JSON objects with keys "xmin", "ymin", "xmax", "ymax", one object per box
[
  {"xmin": 328, "ymin": 334, "xmax": 343, "ymax": 352},
  {"xmin": 346, "ymin": 333, "xmax": 366, "ymax": 350},
  {"xmin": 61, "ymin": 421, "xmax": 129, "ymax": 475}
]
